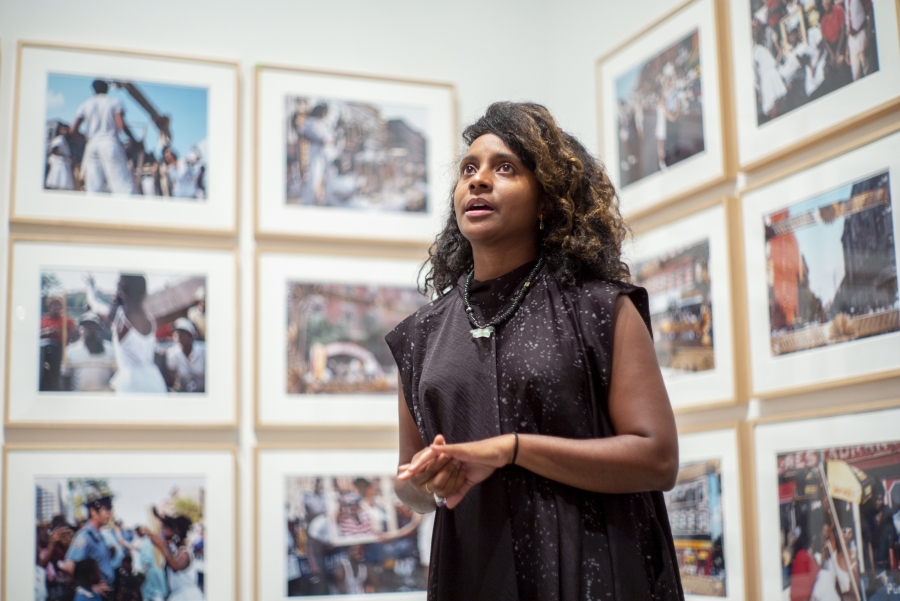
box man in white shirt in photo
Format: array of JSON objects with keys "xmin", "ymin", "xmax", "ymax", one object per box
[
  {"xmin": 62, "ymin": 312, "xmax": 116, "ymax": 392},
  {"xmin": 70, "ymin": 79, "xmax": 137, "ymax": 195},
  {"xmin": 165, "ymin": 317, "xmax": 205, "ymax": 393}
]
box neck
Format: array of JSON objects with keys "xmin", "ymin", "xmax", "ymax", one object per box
[
  {"xmin": 471, "ymin": 240, "xmax": 539, "ymax": 281},
  {"xmin": 89, "ymin": 517, "xmax": 103, "ymax": 530}
]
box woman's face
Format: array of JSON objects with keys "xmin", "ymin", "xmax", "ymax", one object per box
[{"xmin": 454, "ymin": 134, "xmax": 542, "ymax": 250}]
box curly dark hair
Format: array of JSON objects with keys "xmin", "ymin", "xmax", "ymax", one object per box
[{"xmin": 423, "ymin": 101, "xmax": 630, "ymax": 296}]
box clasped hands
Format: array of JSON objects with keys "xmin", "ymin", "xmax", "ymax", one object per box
[{"xmin": 396, "ymin": 433, "xmax": 516, "ymax": 510}]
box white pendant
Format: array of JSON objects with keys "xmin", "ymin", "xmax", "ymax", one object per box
[{"xmin": 470, "ymin": 326, "xmax": 494, "ymax": 339}]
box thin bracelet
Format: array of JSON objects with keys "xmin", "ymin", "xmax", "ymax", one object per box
[{"xmin": 509, "ymin": 432, "xmax": 519, "ymax": 465}]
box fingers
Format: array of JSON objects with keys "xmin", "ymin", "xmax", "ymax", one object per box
[
  {"xmin": 445, "ymin": 478, "xmax": 478, "ymax": 510},
  {"xmin": 428, "ymin": 460, "xmax": 463, "ymax": 498}
]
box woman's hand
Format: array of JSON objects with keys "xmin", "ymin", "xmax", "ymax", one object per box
[
  {"xmin": 396, "ymin": 435, "xmax": 466, "ymax": 505},
  {"xmin": 407, "ymin": 434, "xmax": 516, "ymax": 509}
]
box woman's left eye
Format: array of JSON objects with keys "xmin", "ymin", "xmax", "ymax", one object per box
[{"xmin": 498, "ymin": 164, "xmax": 513, "ymax": 173}]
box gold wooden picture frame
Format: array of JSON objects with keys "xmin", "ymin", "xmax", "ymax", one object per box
[
  {"xmin": 10, "ymin": 41, "xmax": 240, "ymax": 235},
  {"xmin": 596, "ymin": 0, "xmax": 738, "ymax": 220},
  {"xmin": 3, "ymin": 443, "xmax": 239, "ymax": 601},
  {"xmin": 5, "ymin": 233, "xmax": 240, "ymax": 428},
  {"xmin": 254, "ymin": 63, "xmax": 457, "ymax": 244}
]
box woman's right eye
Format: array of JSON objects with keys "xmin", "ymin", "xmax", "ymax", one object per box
[{"xmin": 461, "ymin": 164, "xmax": 476, "ymax": 174}]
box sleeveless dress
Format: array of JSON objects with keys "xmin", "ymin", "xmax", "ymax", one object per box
[
  {"xmin": 385, "ymin": 260, "xmax": 684, "ymax": 601},
  {"xmin": 110, "ymin": 307, "xmax": 167, "ymax": 394},
  {"xmin": 166, "ymin": 545, "xmax": 204, "ymax": 601}
]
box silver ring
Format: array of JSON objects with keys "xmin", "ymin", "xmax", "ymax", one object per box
[
  {"xmin": 433, "ymin": 493, "xmax": 447, "ymax": 507},
  {"xmin": 424, "ymin": 483, "xmax": 433, "ymax": 494}
]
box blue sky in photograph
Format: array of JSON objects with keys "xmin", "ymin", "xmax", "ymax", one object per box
[
  {"xmin": 46, "ymin": 73, "xmax": 208, "ymax": 159},
  {"xmin": 783, "ymin": 184, "xmax": 852, "ymax": 307}
]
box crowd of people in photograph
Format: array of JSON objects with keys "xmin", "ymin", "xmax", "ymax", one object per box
[
  {"xmin": 44, "ymin": 79, "xmax": 205, "ymax": 199},
  {"xmin": 617, "ymin": 33, "xmax": 704, "ymax": 186},
  {"xmin": 781, "ymin": 476, "xmax": 900, "ymax": 600},
  {"xmin": 751, "ymin": 0, "xmax": 878, "ymax": 124},
  {"xmin": 35, "ymin": 486, "xmax": 205, "ymax": 601},
  {"xmin": 39, "ymin": 275, "xmax": 206, "ymax": 394},
  {"xmin": 285, "ymin": 477, "xmax": 431, "ymax": 596},
  {"xmin": 285, "ymin": 98, "xmax": 428, "ymax": 212}
]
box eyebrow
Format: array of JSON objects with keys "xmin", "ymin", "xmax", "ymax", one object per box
[{"xmin": 460, "ymin": 152, "xmax": 521, "ymax": 164}]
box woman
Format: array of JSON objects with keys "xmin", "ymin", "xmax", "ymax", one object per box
[
  {"xmin": 86, "ymin": 274, "xmax": 167, "ymax": 394},
  {"xmin": 388, "ymin": 102, "xmax": 682, "ymax": 600},
  {"xmin": 137, "ymin": 512, "xmax": 203, "ymax": 601}
]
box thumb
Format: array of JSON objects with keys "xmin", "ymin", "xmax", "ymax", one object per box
[
  {"xmin": 432, "ymin": 434, "xmax": 446, "ymax": 446},
  {"xmin": 445, "ymin": 479, "xmax": 477, "ymax": 510}
]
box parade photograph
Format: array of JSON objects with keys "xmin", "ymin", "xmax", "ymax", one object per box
[
  {"xmin": 39, "ymin": 268, "xmax": 207, "ymax": 394},
  {"xmin": 284, "ymin": 475, "xmax": 429, "ymax": 596},
  {"xmin": 749, "ymin": 0, "xmax": 880, "ymax": 125},
  {"xmin": 614, "ymin": 30, "xmax": 705, "ymax": 187},
  {"xmin": 764, "ymin": 170, "xmax": 898, "ymax": 357},
  {"xmin": 284, "ymin": 96, "xmax": 429, "ymax": 212},
  {"xmin": 633, "ymin": 239, "xmax": 715, "ymax": 375},
  {"xmin": 285, "ymin": 282, "xmax": 424, "ymax": 395},
  {"xmin": 776, "ymin": 441, "xmax": 900, "ymax": 601},
  {"xmin": 44, "ymin": 72, "xmax": 208, "ymax": 199},
  {"xmin": 664, "ymin": 460, "xmax": 726, "ymax": 597},
  {"xmin": 34, "ymin": 476, "xmax": 206, "ymax": 601}
]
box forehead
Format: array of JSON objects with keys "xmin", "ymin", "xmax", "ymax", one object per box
[{"xmin": 463, "ymin": 133, "xmax": 521, "ymax": 162}]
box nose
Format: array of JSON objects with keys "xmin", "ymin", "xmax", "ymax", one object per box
[{"xmin": 468, "ymin": 165, "xmax": 492, "ymax": 191}]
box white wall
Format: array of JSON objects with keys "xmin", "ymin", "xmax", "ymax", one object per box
[{"xmin": 0, "ymin": 1, "xmax": 689, "ymax": 599}]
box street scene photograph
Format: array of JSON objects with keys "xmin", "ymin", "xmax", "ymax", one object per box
[
  {"xmin": 284, "ymin": 96, "xmax": 429, "ymax": 212},
  {"xmin": 284, "ymin": 475, "xmax": 429, "ymax": 596},
  {"xmin": 765, "ymin": 170, "xmax": 898, "ymax": 356},
  {"xmin": 285, "ymin": 282, "xmax": 423, "ymax": 395},
  {"xmin": 44, "ymin": 73, "xmax": 208, "ymax": 199},
  {"xmin": 39, "ymin": 268, "xmax": 207, "ymax": 394}
]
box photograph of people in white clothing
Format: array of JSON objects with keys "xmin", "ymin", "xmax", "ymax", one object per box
[
  {"xmin": 285, "ymin": 96, "xmax": 429, "ymax": 212},
  {"xmin": 34, "ymin": 476, "xmax": 207, "ymax": 601},
  {"xmin": 286, "ymin": 282, "xmax": 424, "ymax": 395},
  {"xmin": 39, "ymin": 268, "xmax": 207, "ymax": 394},
  {"xmin": 776, "ymin": 442, "xmax": 900, "ymax": 601},
  {"xmin": 44, "ymin": 73, "xmax": 208, "ymax": 199},
  {"xmin": 749, "ymin": 0, "xmax": 880, "ymax": 125},
  {"xmin": 614, "ymin": 30, "xmax": 705, "ymax": 187},
  {"xmin": 285, "ymin": 475, "xmax": 429, "ymax": 596}
]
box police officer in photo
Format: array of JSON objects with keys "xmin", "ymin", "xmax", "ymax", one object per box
[{"xmin": 60, "ymin": 484, "xmax": 116, "ymax": 599}]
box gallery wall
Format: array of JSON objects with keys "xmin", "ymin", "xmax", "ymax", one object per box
[
  {"xmin": 2, "ymin": 0, "xmax": 899, "ymax": 600},
  {"xmin": 0, "ymin": 2, "xmax": 683, "ymax": 601}
]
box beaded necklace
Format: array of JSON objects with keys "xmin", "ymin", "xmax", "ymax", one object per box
[{"xmin": 462, "ymin": 256, "xmax": 545, "ymax": 338}]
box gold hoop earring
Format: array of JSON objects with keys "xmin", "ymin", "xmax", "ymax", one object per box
[{"xmin": 539, "ymin": 215, "xmax": 544, "ymax": 230}]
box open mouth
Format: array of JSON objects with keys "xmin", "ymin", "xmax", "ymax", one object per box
[{"xmin": 465, "ymin": 198, "xmax": 495, "ymax": 215}]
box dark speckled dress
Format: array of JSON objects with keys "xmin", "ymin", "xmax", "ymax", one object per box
[{"xmin": 385, "ymin": 260, "xmax": 684, "ymax": 601}]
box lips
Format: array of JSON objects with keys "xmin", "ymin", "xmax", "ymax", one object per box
[{"xmin": 464, "ymin": 198, "xmax": 495, "ymax": 215}]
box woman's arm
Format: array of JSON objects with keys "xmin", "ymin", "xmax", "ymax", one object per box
[
  {"xmin": 139, "ymin": 529, "xmax": 191, "ymax": 572},
  {"xmin": 409, "ymin": 296, "xmax": 678, "ymax": 505}
]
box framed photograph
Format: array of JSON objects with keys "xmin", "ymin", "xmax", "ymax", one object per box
[
  {"xmin": 257, "ymin": 448, "xmax": 429, "ymax": 600},
  {"xmin": 667, "ymin": 426, "xmax": 746, "ymax": 600},
  {"xmin": 255, "ymin": 65, "xmax": 455, "ymax": 242},
  {"xmin": 257, "ymin": 252, "xmax": 426, "ymax": 427},
  {"xmin": 627, "ymin": 203, "xmax": 737, "ymax": 409},
  {"xmin": 728, "ymin": 0, "xmax": 900, "ymax": 168},
  {"xmin": 4, "ymin": 446, "xmax": 237, "ymax": 601},
  {"xmin": 753, "ymin": 406, "xmax": 900, "ymax": 601},
  {"xmin": 6, "ymin": 237, "xmax": 238, "ymax": 426},
  {"xmin": 596, "ymin": 0, "xmax": 731, "ymax": 217},
  {"xmin": 10, "ymin": 41, "xmax": 239, "ymax": 233},
  {"xmin": 742, "ymin": 130, "xmax": 900, "ymax": 397}
]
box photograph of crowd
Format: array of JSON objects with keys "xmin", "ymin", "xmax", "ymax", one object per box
[
  {"xmin": 749, "ymin": 0, "xmax": 880, "ymax": 125},
  {"xmin": 284, "ymin": 476, "xmax": 430, "ymax": 596},
  {"xmin": 285, "ymin": 282, "xmax": 424, "ymax": 395},
  {"xmin": 776, "ymin": 441, "xmax": 900, "ymax": 601},
  {"xmin": 664, "ymin": 460, "xmax": 726, "ymax": 597},
  {"xmin": 284, "ymin": 96, "xmax": 429, "ymax": 212},
  {"xmin": 632, "ymin": 240, "xmax": 715, "ymax": 375},
  {"xmin": 765, "ymin": 170, "xmax": 898, "ymax": 356},
  {"xmin": 44, "ymin": 73, "xmax": 208, "ymax": 199},
  {"xmin": 614, "ymin": 30, "xmax": 705, "ymax": 187},
  {"xmin": 39, "ymin": 268, "xmax": 207, "ymax": 394},
  {"xmin": 35, "ymin": 476, "xmax": 206, "ymax": 601}
]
